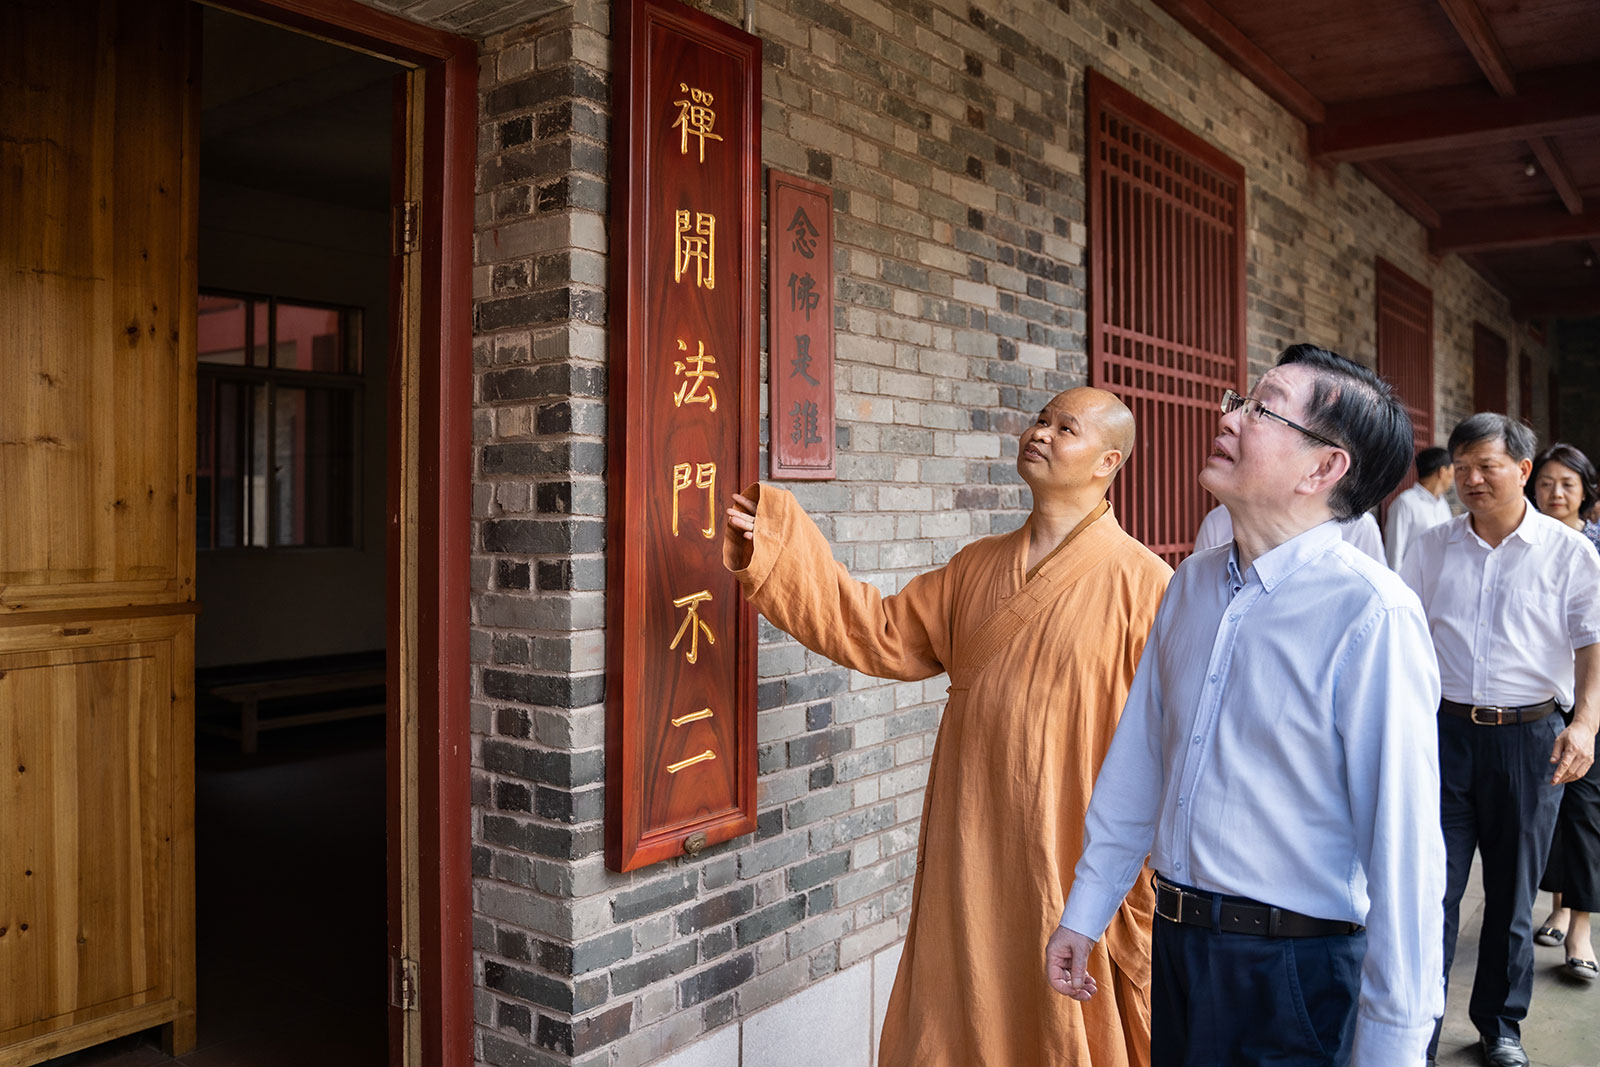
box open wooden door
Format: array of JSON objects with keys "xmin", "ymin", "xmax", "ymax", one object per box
[{"xmin": 0, "ymin": 0, "xmax": 199, "ymax": 1062}]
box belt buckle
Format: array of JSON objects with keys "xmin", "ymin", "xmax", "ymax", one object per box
[
  {"xmin": 1154, "ymin": 881, "xmax": 1183, "ymax": 924},
  {"xmin": 1470, "ymin": 705, "xmax": 1506, "ymax": 725}
]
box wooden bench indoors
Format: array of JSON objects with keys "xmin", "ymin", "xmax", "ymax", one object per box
[{"xmin": 196, "ymin": 650, "xmax": 386, "ymax": 754}]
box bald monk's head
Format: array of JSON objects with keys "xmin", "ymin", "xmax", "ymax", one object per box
[{"xmin": 1016, "ymin": 387, "xmax": 1135, "ymax": 501}]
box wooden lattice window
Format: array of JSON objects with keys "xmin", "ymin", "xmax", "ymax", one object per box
[
  {"xmin": 1473, "ymin": 323, "xmax": 1508, "ymax": 414},
  {"xmin": 1375, "ymin": 258, "xmax": 1433, "ymax": 503},
  {"xmin": 1518, "ymin": 351, "xmax": 1533, "ymax": 422},
  {"xmin": 1087, "ymin": 70, "xmax": 1246, "ymax": 565}
]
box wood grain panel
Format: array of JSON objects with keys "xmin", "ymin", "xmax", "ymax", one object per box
[
  {"xmin": 607, "ymin": 0, "xmax": 760, "ymax": 872},
  {"xmin": 1487, "ymin": 0, "xmax": 1600, "ymax": 75},
  {"xmin": 0, "ymin": 0, "xmax": 195, "ymax": 614},
  {"xmin": 1208, "ymin": 0, "xmax": 1480, "ymax": 103},
  {"xmin": 0, "ymin": 0, "xmax": 197, "ymax": 1061},
  {"xmin": 1388, "ymin": 141, "xmax": 1553, "ymax": 213},
  {"xmin": 0, "ymin": 618, "xmax": 189, "ymax": 1054}
]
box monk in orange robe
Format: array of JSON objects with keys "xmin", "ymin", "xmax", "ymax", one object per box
[{"xmin": 723, "ymin": 387, "xmax": 1171, "ymax": 1067}]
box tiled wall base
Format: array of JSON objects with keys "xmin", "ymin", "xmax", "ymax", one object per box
[{"xmin": 656, "ymin": 943, "xmax": 904, "ymax": 1067}]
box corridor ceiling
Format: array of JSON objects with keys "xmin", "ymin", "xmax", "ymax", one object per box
[{"xmin": 1153, "ymin": 0, "xmax": 1600, "ymax": 317}]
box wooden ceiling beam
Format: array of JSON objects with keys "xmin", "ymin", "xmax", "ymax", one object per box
[
  {"xmin": 1148, "ymin": 0, "xmax": 1325, "ymax": 126},
  {"xmin": 1513, "ymin": 285, "xmax": 1600, "ymax": 319},
  {"xmin": 1431, "ymin": 206, "xmax": 1600, "ymax": 254},
  {"xmin": 1527, "ymin": 137, "xmax": 1585, "ymax": 215},
  {"xmin": 1437, "ymin": 0, "xmax": 1517, "ymax": 97},
  {"xmin": 1356, "ymin": 161, "xmax": 1441, "ymax": 230},
  {"xmin": 1312, "ymin": 63, "xmax": 1600, "ymax": 161}
]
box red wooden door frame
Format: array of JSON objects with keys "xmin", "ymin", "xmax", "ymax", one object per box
[{"xmin": 203, "ymin": 2, "xmax": 475, "ymax": 1064}]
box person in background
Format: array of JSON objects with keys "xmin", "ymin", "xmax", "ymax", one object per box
[
  {"xmin": 1401, "ymin": 416, "xmax": 1600, "ymax": 1066},
  {"xmin": 1192, "ymin": 500, "xmax": 1384, "ymax": 562},
  {"xmin": 1385, "ymin": 446, "xmax": 1454, "ymax": 571},
  {"xmin": 1526, "ymin": 443, "xmax": 1600, "ymax": 982}
]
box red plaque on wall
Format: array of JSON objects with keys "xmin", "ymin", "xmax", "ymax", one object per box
[
  {"xmin": 606, "ymin": 0, "xmax": 761, "ymax": 872},
  {"xmin": 767, "ymin": 171, "xmax": 836, "ymax": 479}
]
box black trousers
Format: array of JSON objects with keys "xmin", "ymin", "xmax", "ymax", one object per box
[
  {"xmin": 1431, "ymin": 711, "xmax": 1564, "ymax": 1054},
  {"xmin": 1151, "ymin": 908, "xmax": 1365, "ymax": 1067},
  {"xmin": 1539, "ymin": 740, "xmax": 1600, "ymax": 913}
]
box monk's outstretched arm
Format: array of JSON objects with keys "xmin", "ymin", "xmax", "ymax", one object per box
[{"xmin": 722, "ymin": 483, "xmax": 951, "ymax": 681}]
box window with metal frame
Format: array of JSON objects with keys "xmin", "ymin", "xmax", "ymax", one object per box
[
  {"xmin": 196, "ymin": 290, "xmax": 363, "ymax": 549},
  {"xmin": 1375, "ymin": 258, "xmax": 1433, "ymax": 506},
  {"xmin": 1087, "ymin": 70, "xmax": 1246, "ymax": 565}
]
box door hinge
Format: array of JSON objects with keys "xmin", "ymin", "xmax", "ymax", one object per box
[
  {"xmin": 393, "ymin": 200, "xmax": 420, "ymax": 255},
  {"xmin": 391, "ymin": 954, "xmax": 419, "ymax": 1011}
]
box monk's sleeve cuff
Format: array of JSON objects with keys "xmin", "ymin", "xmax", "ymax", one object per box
[{"xmin": 722, "ymin": 482, "xmax": 786, "ymax": 597}]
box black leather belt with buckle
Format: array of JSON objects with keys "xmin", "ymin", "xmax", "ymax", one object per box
[
  {"xmin": 1152, "ymin": 875, "xmax": 1364, "ymax": 938},
  {"xmin": 1439, "ymin": 698, "xmax": 1556, "ymax": 726}
]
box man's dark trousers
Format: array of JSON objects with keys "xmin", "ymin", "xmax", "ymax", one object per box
[
  {"xmin": 1151, "ymin": 910, "xmax": 1365, "ymax": 1066},
  {"xmin": 1428, "ymin": 711, "xmax": 1564, "ymax": 1056}
]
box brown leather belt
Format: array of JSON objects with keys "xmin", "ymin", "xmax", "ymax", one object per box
[
  {"xmin": 1439, "ymin": 698, "xmax": 1556, "ymax": 726},
  {"xmin": 1153, "ymin": 875, "xmax": 1364, "ymax": 938}
]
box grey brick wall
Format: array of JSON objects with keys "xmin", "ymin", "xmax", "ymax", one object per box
[{"xmin": 345, "ymin": 0, "xmax": 1556, "ymax": 1063}]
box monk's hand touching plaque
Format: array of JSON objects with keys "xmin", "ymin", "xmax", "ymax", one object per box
[
  {"xmin": 724, "ymin": 491, "xmax": 759, "ymax": 569},
  {"xmin": 1044, "ymin": 925, "xmax": 1098, "ymax": 1002}
]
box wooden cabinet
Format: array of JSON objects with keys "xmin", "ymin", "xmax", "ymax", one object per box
[{"xmin": 0, "ymin": 0, "xmax": 198, "ymax": 1060}]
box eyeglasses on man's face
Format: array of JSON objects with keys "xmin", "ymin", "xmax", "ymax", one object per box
[{"xmin": 1220, "ymin": 389, "xmax": 1343, "ymax": 450}]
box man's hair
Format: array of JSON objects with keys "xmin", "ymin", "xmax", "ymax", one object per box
[
  {"xmin": 1276, "ymin": 343, "xmax": 1414, "ymax": 520},
  {"xmin": 1528, "ymin": 442, "xmax": 1599, "ymax": 516},
  {"xmin": 1447, "ymin": 412, "xmax": 1537, "ymax": 464},
  {"xmin": 1416, "ymin": 446, "xmax": 1450, "ymax": 481}
]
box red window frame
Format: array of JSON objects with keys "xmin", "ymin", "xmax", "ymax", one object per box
[
  {"xmin": 1087, "ymin": 70, "xmax": 1247, "ymax": 564},
  {"xmin": 1375, "ymin": 258, "xmax": 1433, "ymax": 507}
]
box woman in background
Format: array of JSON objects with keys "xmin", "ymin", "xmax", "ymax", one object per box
[{"xmin": 1529, "ymin": 443, "xmax": 1600, "ymax": 981}]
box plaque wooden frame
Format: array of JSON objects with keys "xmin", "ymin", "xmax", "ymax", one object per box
[
  {"xmin": 767, "ymin": 170, "xmax": 837, "ymax": 479},
  {"xmin": 606, "ymin": 0, "xmax": 761, "ymax": 872}
]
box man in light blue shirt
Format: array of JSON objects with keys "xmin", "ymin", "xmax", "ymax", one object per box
[{"xmin": 1047, "ymin": 345, "xmax": 1446, "ymax": 1067}]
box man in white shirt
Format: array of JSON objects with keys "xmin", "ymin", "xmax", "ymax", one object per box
[
  {"xmin": 1048, "ymin": 344, "xmax": 1445, "ymax": 1067},
  {"xmin": 1194, "ymin": 502, "xmax": 1384, "ymax": 562},
  {"xmin": 1401, "ymin": 414, "xmax": 1600, "ymax": 1067},
  {"xmin": 1385, "ymin": 446, "xmax": 1453, "ymax": 570}
]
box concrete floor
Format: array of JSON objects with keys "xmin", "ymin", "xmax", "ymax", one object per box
[{"xmin": 1434, "ymin": 858, "xmax": 1600, "ymax": 1067}]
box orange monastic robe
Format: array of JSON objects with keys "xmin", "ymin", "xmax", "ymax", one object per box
[{"xmin": 724, "ymin": 485, "xmax": 1172, "ymax": 1067}]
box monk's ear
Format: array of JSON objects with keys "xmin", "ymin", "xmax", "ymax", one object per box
[{"xmin": 1096, "ymin": 448, "xmax": 1124, "ymax": 480}]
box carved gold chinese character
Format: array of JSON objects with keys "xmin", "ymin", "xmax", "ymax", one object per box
[
  {"xmin": 672, "ymin": 83, "xmax": 723, "ymax": 163},
  {"xmin": 668, "ymin": 589, "xmax": 715, "ymax": 664},
  {"xmin": 673, "ymin": 339, "xmax": 720, "ymax": 412},
  {"xmin": 671, "ymin": 460, "xmax": 718, "ymax": 538},
  {"xmin": 674, "ymin": 210, "xmax": 716, "ymax": 289}
]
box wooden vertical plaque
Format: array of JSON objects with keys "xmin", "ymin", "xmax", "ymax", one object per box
[
  {"xmin": 767, "ymin": 171, "xmax": 836, "ymax": 479},
  {"xmin": 606, "ymin": 0, "xmax": 761, "ymax": 872}
]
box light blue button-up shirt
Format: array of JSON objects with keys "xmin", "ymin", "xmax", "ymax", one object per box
[{"xmin": 1063, "ymin": 521, "xmax": 1445, "ymax": 1066}]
